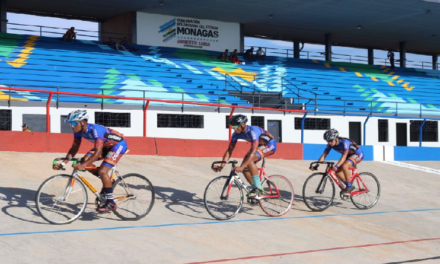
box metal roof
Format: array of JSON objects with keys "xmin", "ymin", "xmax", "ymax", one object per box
[{"xmin": 7, "ymin": 0, "xmax": 440, "ymax": 54}]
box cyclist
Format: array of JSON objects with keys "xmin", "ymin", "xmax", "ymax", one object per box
[
  {"xmin": 212, "ymin": 114, "xmax": 277, "ymax": 198},
  {"xmin": 53, "ymin": 110, "xmax": 128, "ymax": 213},
  {"xmin": 311, "ymin": 128, "xmax": 363, "ymax": 195}
]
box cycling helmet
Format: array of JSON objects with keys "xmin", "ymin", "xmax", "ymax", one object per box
[
  {"xmin": 66, "ymin": 110, "xmax": 89, "ymax": 123},
  {"xmin": 229, "ymin": 114, "xmax": 248, "ymax": 126},
  {"xmin": 323, "ymin": 128, "xmax": 339, "ymax": 142}
]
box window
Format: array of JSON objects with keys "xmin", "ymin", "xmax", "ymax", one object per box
[
  {"xmin": 378, "ymin": 119, "xmax": 388, "ymax": 142},
  {"xmin": 95, "ymin": 112, "xmax": 130, "ymax": 127},
  {"xmin": 294, "ymin": 117, "xmax": 330, "ymax": 130},
  {"xmin": 225, "ymin": 115, "xmax": 231, "ymax": 128},
  {"xmin": 251, "ymin": 116, "xmax": 265, "ymax": 129},
  {"xmin": 0, "ymin": 110, "xmax": 11, "ymax": 130},
  {"xmin": 158, "ymin": 114, "xmax": 204, "ymax": 128},
  {"xmin": 410, "ymin": 120, "xmax": 438, "ymax": 142}
]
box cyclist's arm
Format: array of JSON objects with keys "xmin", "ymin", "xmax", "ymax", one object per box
[
  {"xmin": 220, "ymin": 141, "xmax": 237, "ymax": 168},
  {"xmin": 65, "ymin": 138, "xmax": 81, "ymax": 164},
  {"xmin": 335, "ymin": 151, "xmax": 348, "ymax": 169},
  {"xmin": 317, "ymin": 152, "xmax": 327, "ymax": 162},
  {"xmin": 239, "ymin": 141, "xmax": 259, "ymax": 168},
  {"xmin": 81, "ymin": 139, "xmax": 104, "ymax": 167}
]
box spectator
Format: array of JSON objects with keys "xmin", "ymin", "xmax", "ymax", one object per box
[
  {"xmin": 120, "ymin": 37, "xmax": 138, "ymax": 52},
  {"xmin": 256, "ymin": 47, "xmax": 266, "ymax": 61},
  {"xmin": 230, "ymin": 49, "xmax": 240, "ymax": 64},
  {"xmin": 106, "ymin": 37, "xmax": 127, "ymax": 51},
  {"xmin": 22, "ymin": 124, "xmax": 31, "ymax": 132},
  {"xmin": 62, "ymin": 27, "xmax": 76, "ymax": 42},
  {"xmin": 218, "ymin": 49, "xmax": 229, "ymax": 62},
  {"xmin": 387, "ymin": 50, "xmax": 395, "ymax": 69},
  {"xmin": 244, "ymin": 47, "xmax": 254, "ymax": 60}
]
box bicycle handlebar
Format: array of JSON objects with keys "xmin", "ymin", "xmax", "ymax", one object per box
[
  {"xmin": 53, "ymin": 157, "xmax": 80, "ymax": 171},
  {"xmin": 309, "ymin": 161, "xmax": 335, "ymax": 170},
  {"xmin": 211, "ymin": 160, "xmax": 238, "ymax": 168}
]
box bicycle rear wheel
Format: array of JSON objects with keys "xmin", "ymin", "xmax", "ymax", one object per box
[
  {"xmin": 351, "ymin": 172, "xmax": 380, "ymax": 209},
  {"xmin": 259, "ymin": 175, "xmax": 294, "ymax": 217},
  {"xmin": 204, "ymin": 176, "xmax": 243, "ymax": 220},
  {"xmin": 112, "ymin": 173, "xmax": 155, "ymax": 220},
  {"xmin": 302, "ymin": 173, "xmax": 335, "ymax": 212},
  {"xmin": 35, "ymin": 174, "xmax": 88, "ymax": 224}
]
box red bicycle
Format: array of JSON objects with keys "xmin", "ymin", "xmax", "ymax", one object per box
[
  {"xmin": 302, "ymin": 161, "xmax": 380, "ymax": 212},
  {"xmin": 204, "ymin": 158, "xmax": 294, "ymax": 220}
]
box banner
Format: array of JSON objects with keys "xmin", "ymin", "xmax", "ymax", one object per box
[{"xmin": 137, "ymin": 12, "xmax": 240, "ymax": 52}]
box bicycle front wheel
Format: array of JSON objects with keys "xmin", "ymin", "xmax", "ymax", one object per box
[
  {"xmin": 112, "ymin": 173, "xmax": 155, "ymax": 220},
  {"xmin": 35, "ymin": 174, "xmax": 88, "ymax": 224},
  {"xmin": 259, "ymin": 175, "xmax": 294, "ymax": 217},
  {"xmin": 204, "ymin": 176, "xmax": 243, "ymax": 220},
  {"xmin": 351, "ymin": 172, "xmax": 381, "ymax": 210},
  {"xmin": 302, "ymin": 173, "xmax": 335, "ymax": 212}
]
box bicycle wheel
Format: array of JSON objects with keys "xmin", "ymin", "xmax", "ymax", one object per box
[
  {"xmin": 35, "ymin": 174, "xmax": 88, "ymax": 224},
  {"xmin": 351, "ymin": 172, "xmax": 381, "ymax": 210},
  {"xmin": 204, "ymin": 176, "xmax": 243, "ymax": 220},
  {"xmin": 302, "ymin": 173, "xmax": 335, "ymax": 212},
  {"xmin": 259, "ymin": 175, "xmax": 294, "ymax": 217},
  {"xmin": 112, "ymin": 173, "xmax": 155, "ymax": 220}
]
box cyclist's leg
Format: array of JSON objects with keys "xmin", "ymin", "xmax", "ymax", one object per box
[
  {"xmin": 242, "ymin": 151, "xmax": 260, "ymax": 186},
  {"xmin": 342, "ymin": 150, "xmax": 364, "ymax": 193},
  {"xmin": 97, "ymin": 141, "xmax": 127, "ymax": 212},
  {"xmin": 82, "ymin": 148, "xmax": 103, "ymax": 176}
]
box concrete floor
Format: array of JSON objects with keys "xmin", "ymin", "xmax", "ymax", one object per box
[{"xmin": 0, "ymin": 152, "xmax": 439, "ymax": 264}]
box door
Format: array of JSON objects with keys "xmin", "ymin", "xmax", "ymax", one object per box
[
  {"xmin": 267, "ymin": 120, "xmax": 282, "ymax": 142},
  {"xmin": 349, "ymin": 122, "xmax": 361, "ymax": 145},
  {"xmin": 396, "ymin": 123, "xmax": 407, "ymax": 146},
  {"xmin": 60, "ymin": 115, "xmax": 71, "ymax": 133}
]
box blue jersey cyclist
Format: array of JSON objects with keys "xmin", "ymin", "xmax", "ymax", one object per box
[
  {"xmin": 53, "ymin": 110, "xmax": 128, "ymax": 213},
  {"xmin": 311, "ymin": 128, "xmax": 364, "ymax": 194},
  {"xmin": 212, "ymin": 114, "xmax": 277, "ymax": 198}
]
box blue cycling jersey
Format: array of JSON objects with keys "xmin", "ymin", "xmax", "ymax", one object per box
[
  {"xmin": 74, "ymin": 123, "xmax": 125, "ymax": 149},
  {"xmin": 231, "ymin": 125, "xmax": 267, "ymax": 143},
  {"xmin": 324, "ymin": 138, "xmax": 359, "ymax": 155}
]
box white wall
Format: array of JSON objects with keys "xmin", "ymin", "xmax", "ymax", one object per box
[
  {"xmin": 136, "ymin": 12, "xmax": 240, "ymax": 52},
  {"xmin": 2, "ymin": 105, "xmax": 440, "ymax": 147}
]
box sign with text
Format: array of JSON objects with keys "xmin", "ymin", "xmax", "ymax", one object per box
[{"xmin": 137, "ymin": 13, "xmax": 240, "ymax": 52}]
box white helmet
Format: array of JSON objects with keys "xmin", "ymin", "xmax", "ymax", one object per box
[{"xmin": 66, "ymin": 110, "xmax": 89, "ymax": 123}]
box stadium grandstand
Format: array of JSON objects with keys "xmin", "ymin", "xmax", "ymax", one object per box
[{"xmin": 2, "ymin": 1, "xmax": 440, "ymax": 263}]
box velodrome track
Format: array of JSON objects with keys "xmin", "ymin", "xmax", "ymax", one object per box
[{"xmin": 1, "ymin": 152, "xmax": 439, "ymax": 263}]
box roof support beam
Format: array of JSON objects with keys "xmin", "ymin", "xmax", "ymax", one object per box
[
  {"xmin": 368, "ymin": 48, "xmax": 374, "ymax": 65},
  {"xmin": 325, "ymin": 33, "xmax": 332, "ymax": 62},
  {"xmin": 0, "ymin": 0, "xmax": 7, "ymax": 33},
  {"xmin": 433, "ymin": 55, "xmax": 438, "ymax": 70},
  {"xmin": 399, "ymin": 41, "xmax": 406, "ymax": 68}
]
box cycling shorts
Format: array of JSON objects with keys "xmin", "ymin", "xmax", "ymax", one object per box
[
  {"xmin": 347, "ymin": 148, "xmax": 364, "ymax": 166},
  {"xmin": 256, "ymin": 139, "xmax": 277, "ymax": 161},
  {"xmin": 85, "ymin": 140, "xmax": 128, "ymax": 168}
]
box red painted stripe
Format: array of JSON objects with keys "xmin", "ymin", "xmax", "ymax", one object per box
[{"xmin": 187, "ymin": 237, "xmax": 440, "ymax": 264}]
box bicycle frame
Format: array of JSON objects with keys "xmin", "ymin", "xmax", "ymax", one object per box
[
  {"xmin": 213, "ymin": 159, "xmax": 282, "ymax": 200},
  {"xmin": 312, "ymin": 161, "xmax": 370, "ymax": 196},
  {"xmin": 54, "ymin": 158, "xmax": 130, "ymax": 203}
]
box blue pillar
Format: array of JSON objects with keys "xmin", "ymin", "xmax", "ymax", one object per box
[
  {"xmin": 325, "ymin": 33, "xmax": 332, "ymax": 62},
  {"xmin": 419, "ymin": 119, "xmax": 426, "ymax": 147},
  {"xmin": 399, "ymin": 41, "xmax": 406, "ymax": 68},
  {"xmin": 363, "ymin": 115, "xmax": 370, "ymax": 145},
  {"xmin": 301, "ymin": 112, "xmax": 308, "ymax": 143}
]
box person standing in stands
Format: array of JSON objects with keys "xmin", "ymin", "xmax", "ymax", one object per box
[
  {"xmin": 230, "ymin": 49, "xmax": 240, "ymax": 64},
  {"xmin": 22, "ymin": 124, "xmax": 31, "ymax": 132},
  {"xmin": 244, "ymin": 47, "xmax": 254, "ymax": 61},
  {"xmin": 387, "ymin": 50, "xmax": 395, "ymax": 69},
  {"xmin": 62, "ymin": 27, "xmax": 76, "ymax": 42},
  {"xmin": 218, "ymin": 49, "xmax": 229, "ymax": 62},
  {"xmin": 256, "ymin": 47, "xmax": 266, "ymax": 61}
]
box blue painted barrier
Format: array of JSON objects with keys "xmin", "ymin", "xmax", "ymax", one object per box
[
  {"xmin": 303, "ymin": 144, "xmax": 374, "ymax": 161},
  {"xmin": 394, "ymin": 146, "xmax": 440, "ymax": 161}
]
